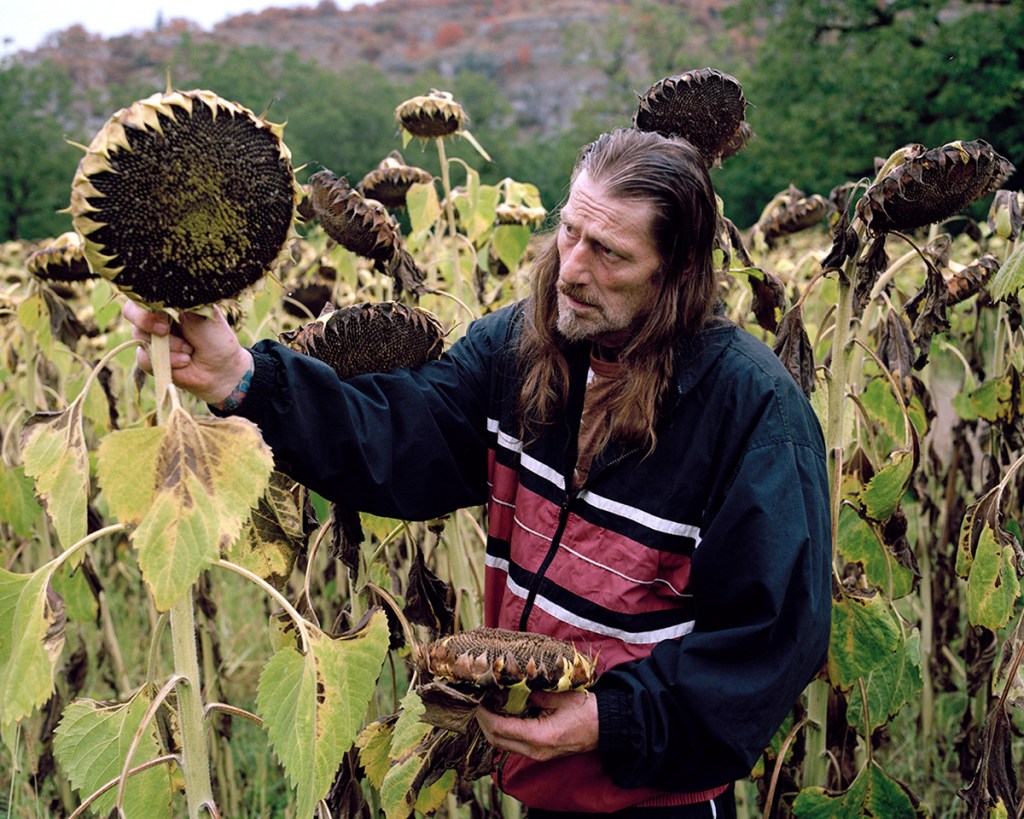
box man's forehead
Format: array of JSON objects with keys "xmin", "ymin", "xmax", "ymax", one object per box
[{"xmin": 563, "ymin": 172, "xmax": 655, "ymax": 232}]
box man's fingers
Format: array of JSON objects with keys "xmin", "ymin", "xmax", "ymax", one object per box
[{"xmin": 121, "ymin": 300, "xmax": 169, "ymax": 335}]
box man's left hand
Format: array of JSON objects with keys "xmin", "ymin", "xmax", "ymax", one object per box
[{"xmin": 475, "ymin": 690, "xmax": 599, "ymax": 761}]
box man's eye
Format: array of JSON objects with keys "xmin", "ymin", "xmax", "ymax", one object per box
[
  {"xmin": 563, "ymin": 223, "xmax": 578, "ymax": 237},
  {"xmin": 598, "ymin": 243, "xmax": 618, "ymax": 258}
]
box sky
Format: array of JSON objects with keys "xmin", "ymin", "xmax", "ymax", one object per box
[{"xmin": 2, "ymin": 0, "xmax": 376, "ymax": 54}]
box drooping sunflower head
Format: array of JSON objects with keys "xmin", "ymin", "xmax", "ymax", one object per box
[
  {"xmin": 856, "ymin": 140, "xmax": 1015, "ymax": 234},
  {"xmin": 755, "ymin": 185, "xmax": 832, "ymax": 247},
  {"xmin": 69, "ymin": 89, "xmax": 300, "ymax": 311},
  {"xmin": 395, "ymin": 90, "xmax": 467, "ymax": 140},
  {"xmin": 279, "ymin": 300, "xmax": 445, "ymax": 379},
  {"xmin": 358, "ymin": 151, "xmax": 434, "ymax": 210},
  {"xmin": 632, "ymin": 68, "xmax": 749, "ymax": 168},
  {"xmin": 26, "ymin": 232, "xmax": 97, "ymax": 283},
  {"xmin": 308, "ymin": 169, "xmax": 402, "ymax": 261}
]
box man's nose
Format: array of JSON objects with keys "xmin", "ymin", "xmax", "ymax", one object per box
[{"xmin": 558, "ymin": 242, "xmax": 590, "ymax": 284}]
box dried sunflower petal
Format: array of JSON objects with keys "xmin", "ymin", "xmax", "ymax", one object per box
[{"xmin": 69, "ymin": 88, "xmax": 300, "ymax": 310}]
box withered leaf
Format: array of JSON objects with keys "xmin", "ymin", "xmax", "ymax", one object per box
[
  {"xmin": 881, "ymin": 507, "xmax": 920, "ymax": 580},
  {"xmin": 877, "ymin": 308, "xmax": 916, "ymax": 403},
  {"xmin": 228, "ymin": 470, "xmax": 317, "ymax": 589},
  {"xmin": 720, "ymin": 216, "xmax": 753, "ymax": 267},
  {"xmin": 772, "ymin": 306, "xmax": 816, "ymax": 398},
  {"xmin": 957, "ymin": 705, "xmax": 1018, "ymax": 819},
  {"xmin": 404, "ymin": 546, "xmax": 455, "ymax": 635},
  {"xmin": 904, "ymin": 260, "xmax": 949, "ymax": 369},
  {"xmin": 325, "ymin": 748, "xmax": 371, "ymax": 819},
  {"xmin": 853, "ymin": 235, "xmax": 889, "ymax": 313},
  {"xmin": 820, "ymin": 207, "xmax": 860, "ymax": 272},
  {"xmin": 329, "ymin": 501, "xmax": 365, "ymax": 573},
  {"xmin": 417, "ymin": 680, "xmax": 482, "ymax": 734},
  {"xmin": 748, "ymin": 268, "xmax": 786, "ymax": 334},
  {"xmin": 40, "ymin": 287, "xmax": 92, "ymax": 351}
]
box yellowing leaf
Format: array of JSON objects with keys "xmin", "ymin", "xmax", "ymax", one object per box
[
  {"xmin": 258, "ymin": 609, "xmax": 390, "ymax": 818},
  {"xmin": 0, "ymin": 567, "xmax": 65, "ymax": 728},
  {"xmin": 53, "ymin": 691, "xmax": 174, "ymax": 819},
  {"xmin": 97, "ymin": 409, "xmax": 273, "ymax": 610},
  {"xmin": 847, "ymin": 630, "xmax": 922, "ymax": 735},
  {"xmin": 381, "ymin": 753, "xmax": 427, "ymax": 819},
  {"xmin": 407, "ymin": 182, "xmax": 441, "ymax": 237},
  {"xmin": 96, "ymin": 425, "xmax": 165, "ymax": 525},
  {"xmin": 828, "ymin": 588, "xmax": 901, "ymax": 690},
  {"xmin": 226, "ymin": 471, "xmax": 311, "ymax": 589},
  {"xmin": 415, "ymin": 768, "xmax": 456, "ymax": 815},
  {"xmin": 357, "ymin": 716, "xmax": 399, "ymax": 788},
  {"xmin": 836, "ymin": 504, "xmax": 914, "ymax": 599},
  {"xmin": 966, "ymin": 524, "xmax": 1021, "ymax": 630},
  {"xmin": 21, "ymin": 405, "xmax": 90, "ymax": 549},
  {"xmin": 492, "ymin": 224, "xmax": 531, "ymax": 272},
  {"xmin": 389, "ymin": 688, "xmax": 430, "ymax": 760},
  {"xmin": 965, "ymin": 368, "xmax": 1024, "ymax": 424},
  {"xmin": 858, "ymin": 448, "xmax": 914, "ymax": 522}
]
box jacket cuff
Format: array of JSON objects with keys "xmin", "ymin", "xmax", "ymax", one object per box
[
  {"xmin": 595, "ymin": 687, "xmax": 638, "ymax": 756},
  {"xmin": 208, "ymin": 344, "xmax": 279, "ymax": 420}
]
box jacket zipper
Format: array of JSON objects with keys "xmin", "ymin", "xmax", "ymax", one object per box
[{"xmin": 517, "ymin": 494, "xmax": 572, "ymax": 631}]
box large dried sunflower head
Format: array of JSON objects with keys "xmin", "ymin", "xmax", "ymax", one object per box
[
  {"xmin": 632, "ymin": 68, "xmax": 749, "ymax": 168},
  {"xmin": 395, "ymin": 90, "xmax": 467, "ymax": 139},
  {"xmin": 421, "ymin": 627, "xmax": 596, "ymax": 696},
  {"xmin": 26, "ymin": 232, "xmax": 97, "ymax": 283},
  {"xmin": 278, "ymin": 300, "xmax": 445, "ymax": 379},
  {"xmin": 69, "ymin": 88, "xmax": 300, "ymax": 311},
  {"xmin": 856, "ymin": 140, "xmax": 1015, "ymax": 234},
  {"xmin": 358, "ymin": 151, "xmax": 434, "ymax": 210}
]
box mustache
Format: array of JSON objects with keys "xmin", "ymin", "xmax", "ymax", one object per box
[{"xmin": 558, "ymin": 284, "xmax": 595, "ymax": 307}]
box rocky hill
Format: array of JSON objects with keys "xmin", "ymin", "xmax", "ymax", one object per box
[{"xmin": 23, "ymin": 0, "xmax": 736, "ymax": 135}]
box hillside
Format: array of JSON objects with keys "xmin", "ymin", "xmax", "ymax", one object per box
[{"xmin": 23, "ymin": 0, "xmax": 735, "ymax": 135}]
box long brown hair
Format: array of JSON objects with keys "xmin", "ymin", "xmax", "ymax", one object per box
[{"xmin": 517, "ymin": 128, "xmax": 719, "ymax": 452}]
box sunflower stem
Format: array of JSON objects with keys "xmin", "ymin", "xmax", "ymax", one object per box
[
  {"xmin": 434, "ymin": 137, "xmax": 464, "ymax": 296},
  {"xmin": 151, "ymin": 328, "xmax": 215, "ymax": 818}
]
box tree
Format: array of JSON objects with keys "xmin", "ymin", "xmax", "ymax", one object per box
[
  {"xmin": 0, "ymin": 59, "xmax": 86, "ymax": 241},
  {"xmin": 716, "ymin": 0, "xmax": 1024, "ymax": 227}
]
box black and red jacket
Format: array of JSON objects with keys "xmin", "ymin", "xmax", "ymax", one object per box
[{"xmin": 232, "ymin": 303, "xmax": 832, "ymax": 812}]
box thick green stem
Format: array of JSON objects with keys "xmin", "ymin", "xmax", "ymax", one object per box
[
  {"xmin": 918, "ymin": 525, "xmax": 937, "ymax": 807},
  {"xmin": 803, "ymin": 260, "xmax": 857, "ymax": 790},
  {"xmin": 151, "ymin": 330, "xmax": 214, "ymax": 817}
]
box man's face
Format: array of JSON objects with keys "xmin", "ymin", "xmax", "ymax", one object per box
[{"xmin": 555, "ymin": 171, "xmax": 664, "ymax": 349}]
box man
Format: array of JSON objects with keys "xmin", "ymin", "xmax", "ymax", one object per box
[{"xmin": 125, "ymin": 128, "xmax": 831, "ymax": 818}]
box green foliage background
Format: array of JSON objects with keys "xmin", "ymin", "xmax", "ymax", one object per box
[{"xmin": 3, "ymin": 0, "xmax": 1021, "ymax": 243}]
